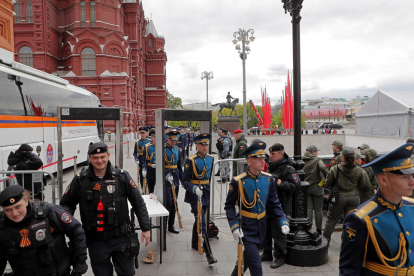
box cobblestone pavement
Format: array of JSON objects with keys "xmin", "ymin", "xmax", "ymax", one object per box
[{"xmin": 54, "ymin": 142, "xmax": 342, "ymax": 276}]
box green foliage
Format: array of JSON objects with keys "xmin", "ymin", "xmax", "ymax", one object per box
[{"xmin": 167, "ymin": 92, "xmax": 183, "ymax": 109}]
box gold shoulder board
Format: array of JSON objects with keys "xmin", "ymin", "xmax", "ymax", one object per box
[
  {"xmin": 355, "ymin": 201, "xmax": 378, "ymax": 219},
  {"xmin": 262, "ymin": 172, "xmax": 272, "ymax": 176},
  {"xmin": 403, "ymin": 196, "xmax": 414, "ymax": 203},
  {"xmin": 233, "ymin": 172, "xmax": 247, "ymax": 181},
  {"xmin": 189, "ymin": 154, "xmax": 197, "ymax": 160}
]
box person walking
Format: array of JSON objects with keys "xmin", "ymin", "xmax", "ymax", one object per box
[
  {"xmin": 182, "ymin": 133, "xmax": 218, "ymax": 265},
  {"xmin": 133, "ymin": 127, "xmax": 150, "ymax": 189},
  {"xmin": 225, "ymin": 142, "xmax": 289, "ymax": 276},
  {"xmin": 323, "ymin": 147, "xmax": 371, "ymax": 243},
  {"xmin": 0, "ymin": 185, "xmax": 88, "ymax": 276},
  {"xmin": 303, "ymin": 145, "xmax": 328, "ymax": 234},
  {"xmin": 60, "ymin": 142, "xmax": 151, "ymax": 276}
]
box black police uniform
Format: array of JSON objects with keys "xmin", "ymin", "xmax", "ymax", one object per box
[
  {"xmin": 7, "ymin": 144, "xmax": 44, "ymax": 199},
  {"xmin": 60, "ymin": 143, "xmax": 150, "ymax": 276},
  {"xmin": 0, "ymin": 186, "xmax": 87, "ymax": 276},
  {"xmin": 262, "ymin": 145, "xmax": 300, "ymax": 266},
  {"xmin": 340, "ymin": 143, "xmax": 414, "ymax": 275}
]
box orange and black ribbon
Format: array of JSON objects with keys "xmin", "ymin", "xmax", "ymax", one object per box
[{"xmin": 20, "ymin": 229, "xmax": 31, "ymax": 247}]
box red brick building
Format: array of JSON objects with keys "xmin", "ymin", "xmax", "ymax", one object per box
[{"xmin": 12, "ymin": 0, "xmax": 167, "ymax": 135}]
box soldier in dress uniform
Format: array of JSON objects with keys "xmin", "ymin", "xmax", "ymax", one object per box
[
  {"xmin": 61, "ymin": 142, "xmax": 151, "ymax": 276},
  {"xmin": 182, "ymin": 133, "xmax": 218, "ymax": 265},
  {"xmin": 143, "ymin": 129, "xmax": 157, "ymax": 194},
  {"xmin": 225, "ymin": 142, "xmax": 289, "ymax": 276},
  {"xmin": 339, "ymin": 143, "xmax": 414, "ymax": 275},
  {"xmin": 0, "ymin": 185, "xmax": 88, "ymax": 276},
  {"xmin": 164, "ymin": 130, "xmax": 183, "ymax": 234},
  {"xmin": 133, "ymin": 127, "xmax": 151, "ymax": 189}
]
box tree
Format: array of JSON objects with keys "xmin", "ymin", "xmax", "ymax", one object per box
[{"xmin": 167, "ymin": 92, "xmax": 183, "ymax": 109}]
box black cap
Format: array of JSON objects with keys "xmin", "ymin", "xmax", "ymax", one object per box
[
  {"xmin": 221, "ymin": 128, "xmax": 228, "ymax": 133},
  {"xmin": 269, "ymin": 143, "xmax": 284, "ymax": 152},
  {"xmin": 149, "ymin": 129, "xmax": 155, "ymax": 137},
  {"xmin": 0, "ymin": 185, "xmax": 25, "ymax": 206},
  {"xmin": 88, "ymin": 142, "xmax": 108, "ymax": 155},
  {"xmin": 18, "ymin": 144, "xmax": 33, "ymax": 152}
]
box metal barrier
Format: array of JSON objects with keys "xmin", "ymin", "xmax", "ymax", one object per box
[
  {"xmin": 210, "ymin": 158, "xmax": 245, "ymax": 221},
  {"xmin": 0, "ymin": 171, "xmax": 56, "ymax": 204}
]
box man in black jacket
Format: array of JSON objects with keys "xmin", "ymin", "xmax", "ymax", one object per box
[
  {"xmin": 7, "ymin": 144, "xmax": 44, "ymax": 200},
  {"xmin": 261, "ymin": 143, "xmax": 301, "ymax": 268},
  {"xmin": 60, "ymin": 142, "xmax": 151, "ymax": 276}
]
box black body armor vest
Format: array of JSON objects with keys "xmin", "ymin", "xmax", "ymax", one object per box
[
  {"xmin": 77, "ymin": 166, "xmax": 130, "ymax": 240},
  {"xmin": 0, "ymin": 202, "xmax": 70, "ymax": 276}
]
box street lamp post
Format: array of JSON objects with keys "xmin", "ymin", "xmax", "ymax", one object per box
[
  {"xmin": 282, "ymin": 0, "xmax": 328, "ymax": 266},
  {"xmin": 232, "ymin": 29, "xmax": 255, "ymax": 134},
  {"xmin": 201, "ymin": 71, "xmax": 214, "ymax": 110}
]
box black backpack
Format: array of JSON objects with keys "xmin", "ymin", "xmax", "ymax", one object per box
[{"xmin": 208, "ymin": 220, "xmax": 219, "ymax": 239}]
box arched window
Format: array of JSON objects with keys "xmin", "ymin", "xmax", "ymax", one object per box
[
  {"xmin": 19, "ymin": 46, "xmax": 33, "ymax": 67},
  {"xmin": 80, "ymin": 1, "xmax": 86, "ymax": 26},
  {"xmin": 14, "ymin": 1, "xmax": 21, "ymax": 23},
  {"xmin": 90, "ymin": 1, "xmax": 96, "ymax": 26},
  {"xmin": 149, "ymin": 39, "xmax": 152, "ymax": 47},
  {"xmin": 81, "ymin": 47, "xmax": 96, "ymax": 76},
  {"xmin": 26, "ymin": 0, "xmax": 32, "ymax": 23}
]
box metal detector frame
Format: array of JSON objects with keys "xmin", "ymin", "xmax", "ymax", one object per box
[
  {"xmin": 56, "ymin": 107, "xmax": 123, "ymax": 199},
  {"xmin": 155, "ymin": 109, "xmax": 212, "ymax": 250}
]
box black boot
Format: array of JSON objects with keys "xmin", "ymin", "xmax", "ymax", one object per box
[
  {"xmin": 270, "ymin": 254, "xmax": 285, "ymax": 268},
  {"xmin": 214, "ymin": 171, "xmax": 220, "ymax": 176},
  {"xmin": 191, "ymin": 222, "xmax": 198, "ymax": 250},
  {"xmin": 203, "ymin": 234, "xmax": 217, "ymax": 265}
]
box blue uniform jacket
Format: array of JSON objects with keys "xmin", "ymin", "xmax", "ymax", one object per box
[
  {"xmin": 224, "ymin": 171, "xmax": 288, "ymax": 245},
  {"xmin": 340, "ymin": 189, "xmax": 414, "ymax": 275},
  {"xmin": 164, "ymin": 143, "xmax": 182, "ymax": 187},
  {"xmin": 182, "ymin": 153, "xmax": 214, "ymax": 206},
  {"xmin": 133, "ymin": 138, "xmax": 150, "ymax": 164}
]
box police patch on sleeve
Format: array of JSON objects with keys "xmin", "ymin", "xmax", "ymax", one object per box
[
  {"xmin": 346, "ymin": 226, "xmax": 356, "ymax": 241},
  {"xmin": 61, "ymin": 213, "xmax": 72, "ymax": 224},
  {"xmin": 64, "ymin": 185, "xmax": 70, "ymax": 194},
  {"xmin": 292, "ymin": 173, "xmax": 300, "ymax": 183},
  {"xmin": 130, "ymin": 179, "xmax": 137, "ymax": 189}
]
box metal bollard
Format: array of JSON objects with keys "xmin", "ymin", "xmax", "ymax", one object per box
[{"xmin": 74, "ymin": 156, "xmax": 78, "ymax": 176}]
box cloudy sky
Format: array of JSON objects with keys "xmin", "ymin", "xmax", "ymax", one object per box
[{"xmin": 142, "ymin": 0, "xmax": 414, "ymax": 106}]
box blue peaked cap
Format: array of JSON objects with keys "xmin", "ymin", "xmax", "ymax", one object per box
[
  {"xmin": 362, "ymin": 143, "xmax": 414, "ymax": 175},
  {"xmin": 194, "ymin": 133, "xmax": 211, "ymax": 144},
  {"xmin": 242, "ymin": 141, "xmax": 267, "ymax": 158}
]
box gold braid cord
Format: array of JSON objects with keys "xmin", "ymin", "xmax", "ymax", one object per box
[
  {"xmin": 146, "ymin": 145, "xmax": 154, "ymax": 161},
  {"xmin": 165, "ymin": 150, "xmax": 174, "ymax": 166},
  {"xmin": 363, "ymin": 216, "xmax": 407, "ymax": 269},
  {"xmin": 237, "ymin": 179, "xmax": 265, "ymax": 209},
  {"xmin": 192, "ymin": 158, "xmax": 207, "ymax": 180}
]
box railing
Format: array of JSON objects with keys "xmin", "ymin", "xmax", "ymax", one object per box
[
  {"xmin": 0, "ymin": 171, "xmax": 56, "ymax": 204},
  {"xmin": 210, "ymin": 158, "xmax": 246, "ymax": 221}
]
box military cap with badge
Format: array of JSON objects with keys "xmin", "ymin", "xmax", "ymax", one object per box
[
  {"xmin": 194, "ymin": 133, "xmax": 211, "ymax": 145},
  {"xmin": 242, "ymin": 141, "xmax": 267, "ymax": 158},
  {"xmin": 166, "ymin": 130, "xmax": 180, "ymax": 141},
  {"xmin": 0, "ymin": 184, "xmax": 25, "ymax": 207},
  {"xmin": 88, "ymin": 142, "xmax": 108, "ymax": 155}
]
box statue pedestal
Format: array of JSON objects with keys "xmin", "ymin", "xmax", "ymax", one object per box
[{"xmin": 217, "ymin": 116, "xmax": 240, "ymax": 133}]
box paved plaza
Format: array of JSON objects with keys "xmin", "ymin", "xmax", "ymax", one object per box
[{"xmin": 54, "ymin": 141, "xmax": 342, "ymax": 276}]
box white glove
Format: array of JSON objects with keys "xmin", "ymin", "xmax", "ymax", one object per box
[
  {"xmin": 135, "ymin": 159, "xmax": 139, "ymax": 166},
  {"xmin": 151, "ymin": 163, "xmax": 156, "ymax": 168},
  {"xmin": 166, "ymin": 174, "xmax": 174, "ymax": 184},
  {"xmin": 232, "ymin": 228, "xmax": 244, "ymax": 241},
  {"xmin": 195, "ymin": 187, "xmax": 203, "ymax": 198},
  {"xmin": 142, "ymin": 168, "xmax": 147, "ymax": 178},
  {"xmin": 281, "ymin": 225, "xmax": 290, "ymax": 235}
]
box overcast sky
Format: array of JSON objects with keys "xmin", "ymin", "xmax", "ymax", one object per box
[{"xmin": 142, "ymin": 0, "xmax": 414, "ymax": 106}]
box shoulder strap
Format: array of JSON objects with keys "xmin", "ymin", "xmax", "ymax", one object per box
[{"xmin": 335, "ymin": 165, "xmax": 340, "ymax": 187}]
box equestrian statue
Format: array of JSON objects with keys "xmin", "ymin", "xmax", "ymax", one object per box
[{"xmin": 211, "ymin": 92, "xmax": 239, "ymax": 116}]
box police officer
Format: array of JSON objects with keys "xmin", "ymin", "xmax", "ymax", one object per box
[
  {"xmin": 303, "ymin": 145, "xmax": 328, "ymax": 234},
  {"xmin": 143, "ymin": 129, "xmax": 156, "ymax": 194},
  {"xmin": 60, "ymin": 142, "xmax": 151, "ymax": 276},
  {"xmin": 133, "ymin": 127, "xmax": 150, "ymax": 189},
  {"xmin": 232, "ymin": 129, "xmax": 248, "ymax": 177},
  {"xmin": 215, "ymin": 128, "xmax": 224, "ymax": 176},
  {"xmin": 7, "ymin": 143, "xmax": 44, "ymax": 200},
  {"xmin": 323, "ymin": 147, "xmax": 370, "ymax": 243},
  {"xmin": 219, "ymin": 128, "xmax": 232, "ymax": 182},
  {"xmin": 0, "ymin": 185, "xmax": 88, "ymax": 276},
  {"xmin": 164, "ymin": 130, "xmax": 183, "ymax": 234},
  {"xmin": 331, "ymin": 140, "xmax": 344, "ymax": 168},
  {"xmin": 261, "ymin": 143, "xmax": 301, "ymax": 268},
  {"xmin": 339, "ymin": 143, "xmax": 414, "ymax": 275},
  {"xmin": 182, "ymin": 133, "xmax": 217, "ymax": 265},
  {"xmin": 225, "ymin": 142, "xmax": 289, "ymax": 276}
]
